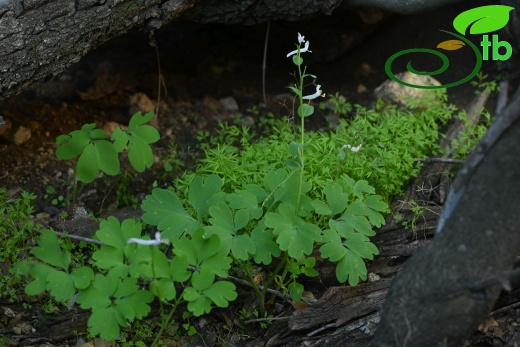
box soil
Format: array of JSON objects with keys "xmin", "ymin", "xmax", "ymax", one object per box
[{"xmin": 0, "ymin": 0, "xmax": 517, "ymax": 346}]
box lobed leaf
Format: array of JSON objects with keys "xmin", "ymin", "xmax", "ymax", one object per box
[
  {"xmin": 55, "ymin": 130, "xmax": 91, "ymax": 160},
  {"xmin": 76, "ymin": 143, "xmax": 100, "ymax": 183},
  {"xmin": 265, "ymin": 204, "xmax": 322, "ymax": 259},
  {"xmin": 189, "ymin": 175, "xmax": 226, "ymax": 219},
  {"xmin": 142, "ymin": 188, "xmax": 201, "ymax": 239},
  {"xmin": 47, "ymin": 270, "xmax": 75, "ymax": 302},
  {"xmin": 31, "ymin": 229, "xmax": 70, "ymax": 271},
  {"xmin": 335, "ymin": 251, "xmax": 367, "ymax": 286},
  {"xmin": 250, "ymin": 225, "xmax": 280, "ymax": 265},
  {"xmin": 345, "ymin": 233, "xmax": 379, "ymax": 260}
]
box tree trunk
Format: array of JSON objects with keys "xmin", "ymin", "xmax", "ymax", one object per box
[
  {"xmin": 372, "ymin": 88, "xmax": 520, "ymax": 346},
  {"xmin": 0, "ymin": 0, "xmax": 343, "ymax": 100}
]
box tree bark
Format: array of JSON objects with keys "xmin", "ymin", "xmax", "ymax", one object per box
[
  {"xmin": 372, "ymin": 88, "xmax": 520, "ymax": 346},
  {"xmin": 0, "ymin": 0, "xmax": 344, "ymax": 100}
]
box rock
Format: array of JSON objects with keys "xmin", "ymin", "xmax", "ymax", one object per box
[
  {"xmin": 219, "ymin": 96, "xmax": 239, "ymax": 111},
  {"xmin": 102, "ymin": 121, "xmax": 122, "ymax": 136},
  {"xmin": 129, "ymin": 92, "xmax": 156, "ymax": 115},
  {"xmin": 203, "ymin": 95, "xmax": 221, "ymax": 112},
  {"xmin": 11, "ymin": 322, "xmax": 35, "ymax": 334},
  {"xmin": 3, "ymin": 126, "xmax": 32, "ymax": 145},
  {"xmin": 374, "ymin": 71, "xmax": 441, "ymax": 106}
]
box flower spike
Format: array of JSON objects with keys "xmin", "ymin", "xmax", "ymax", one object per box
[
  {"xmin": 302, "ymin": 84, "xmax": 325, "ymax": 100},
  {"xmin": 287, "ymin": 40, "xmax": 311, "ymax": 58}
]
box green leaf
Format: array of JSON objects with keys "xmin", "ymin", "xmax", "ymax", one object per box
[
  {"xmin": 125, "ymin": 112, "xmax": 160, "ymax": 172},
  {"xmin": 92, "ymin": 246, "xmax": 128, "ymax": 278},
  {"xmin": 453, "ymin": 5, "xmax": 514, "ymax": 35},
  {"xmin": 340, "ymin": 202, "xmax": 376, "ymax": 236},
  {"xmin": 250, "ymin": 225, "xmax": 280, "ymax": 265},
  {"xmin": 204, "ymin": 280, "xmax": 237, "ymax": 307},
  {"xmin": 89, "ymin": 129, "xmax": 107, "ymax": 140},
  {"xmin": 25, "ymin": 263, "xmax": 55, "ymax": 296},
  {"xmin": 55, "ymin": 130, "xmax": 90, "ymax": 160},
  {"xmin": 363, "ymin": 195, "xmax": 388, "ymax": 227},
  {"xmin": 288, "ymin": 282, "xmax": 304, "ymax": 301},
  {"xmin": 71, "ymin": 267, "xmax": 95, "ymax": 290},
  {"xmin": 319, "ymin": 231, "xmax": 347, "ymax": 262},
  {"xmin": 79, "ymin": 274, "xmax": 153, "ymax": 340},
  {"xmin": 189, "ymin": 175, "xmax": 225, "ymax": 219},
  {"xmin": 227, "ymin": 189, "xmax": 263, "ymax": 220},
  {"xmin": 205, "ymin": 202, "xmax": 253, "ymax": 258},
  {"xmin": 298, "ymin": 104, "xmax": 314, "ymax": 118},
  {"xmin": 292, "ymin": 55, "xmax": 303, "ymax": 66},
  {"xmin": 173, "ymin": 230, "xmax": 232, "ymax": 278},
  {"xmin": 76, "ymin": 143, "xmax": 100, "ymax": 183},
  {"xmin": 336, "ymin": 251, "xmax": 367, "ymax": 286},
  {"xmin": 128, "ymin": 136, "xmax": 154, "ymax": 172},
  {"xmin": 170, "ymin": 255, "xmax": 191, "ymax": 283},
  {"xmin": 150, "ymin": 278, "xmax": 176, "ymax": 302},
  {"xmin": 353, "ymin": 180, "xmax": 375, "ymax": 195},
  {"xmin": 265, "ymin": 204, "xmax": 322, "ymax": 259},
  {"xmin": 288, "ymin": 85, "xmax": 301, "ymax": 97},
  {"xmin": 95, "ymin": 140, "xmax": 120, "ymax": 175},
  {"xmin": 77, "ymin": 274, "xmax": 114, "ymax": 310},
  {"xmin": 345, "ymin": 233, "xmax": 379, "ymax": 260},
  {"xmin": 111, "ymin": 127, "xmax": 129, "ymax": 152},
  {"xmin": 230, "ymin": 234, "xmax": 256, "ymax": 261},
  {"xmin": 128, "ymin": 111, "xmax": 155, "ymax": 129},
  {"xmin": 114, "ymin": 279, "xmax": 153, "ymax": 320},
  {"xmin": 324, "ymin": 181, "xmax": 350, "ymax": 215},
  {"xmin": 184, "ymin": 270, "xmax": 237, "ymax": 316},
  {"xmin": 95, "ymin": 217, "xmax": 141, "ymax": 252},
  {"xmin": 142, "ymin": 188, "xmax": 201, "ymax": 239},
  {"xmin": 47, "ymin": 270, "xmax": 75, "ymax": 302},
  {"xmin": 31, "ymin": 229, "xmax": 70, "ymax": 271},
  {"xmin": 312, "ymin": 199, "xmax": 331, "ymax": 215},
  {"xmin": 88, "ymin": 307, "xmax": 123, "ymax": 341}
]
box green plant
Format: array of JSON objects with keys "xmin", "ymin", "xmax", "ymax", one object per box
[
  {"xmin": 0, "ymin": 189, "xmax": 41, "ymax": 301},
  {"xmin": 470, "ymin": 71, "xmax": 500, "ymax": 95},
  {"xmin": 189, "ymin": 93, "xmax": 452, "ymax": 201},
  {"xmin": 17, "ymin": 34, "xmax": 387, "ymax": 344},
  {"xmin": 450, "ymin": 107, "xmax": 492, "ymax": 159},
  {"xmin": 319, "ymin": 92, "xmax": 353, "ymax": 115},
  {"xmin": 56, "ymin": 111, "xmax": 160, "ymax": 183},
  {"xmin": 45, "ymin": 185, "xmax": 67, "ymax": 207}
]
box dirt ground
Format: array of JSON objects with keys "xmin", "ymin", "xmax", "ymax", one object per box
[{"xmin": 0, "ymin": 0, "xmax": 516, "ymax": 345}]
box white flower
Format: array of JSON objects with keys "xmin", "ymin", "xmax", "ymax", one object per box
[
  {"xmin": 287, "ymin": 40, "xmax": 311, "ymax": 58},
  {"xmin": 342, "ymin": 144, "xmax": 362, "ymax": 152},
  {"xmin": 298, "ymin": 32, "xmax": 305, "ymax": 44},
  {"xmin": 302, "ymin": 84, "xmax": 325, "ymax": 100},
  {"xmin": 128, "ymin": 232, "xmax": 170, "ymax": 246}
]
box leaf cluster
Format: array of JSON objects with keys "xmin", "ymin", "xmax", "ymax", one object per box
[
  {"xmin": 189, "ymin": 92, "xmax": 454, "ymax": 200},
  {"xmin": 14, "ymin": 218, "xmax": 237, "ymax": 341},
  {"xmin": 55, "ymin": 112, "xmax": 159, "ymax": 183}
]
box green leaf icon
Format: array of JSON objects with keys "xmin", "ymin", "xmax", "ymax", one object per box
[{"xmin": 453, "ymin": 5, "xmax": 514, "ymax": 35}]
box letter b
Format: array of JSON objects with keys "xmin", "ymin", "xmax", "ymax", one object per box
[{"xmin": 492, "ymin": 35, "xmax": 512, "ymax": 61}]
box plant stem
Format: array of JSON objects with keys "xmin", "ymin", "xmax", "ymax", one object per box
[
  {"xmin": 261, "ymin": 253, "xmax": 289, "ymax": 303},
  {"xmin": 237, "ymin": 257, "xmax": 265, "ymax": 315},
  {"xmin": 151, "ymin": 298, "xmax": 182, "ymax": 347}
]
